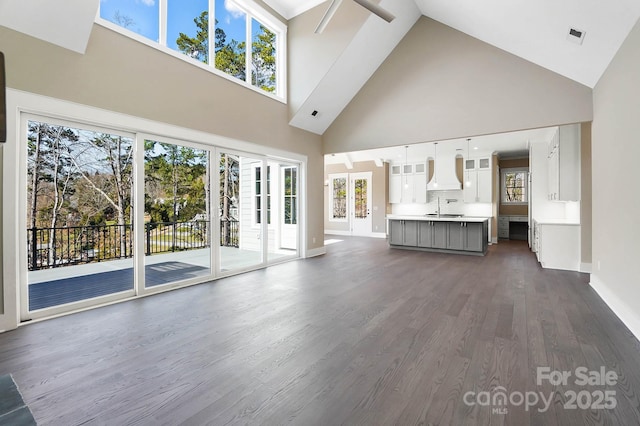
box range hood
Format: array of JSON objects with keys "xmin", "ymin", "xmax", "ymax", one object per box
[{"xmin": 427, "ymin": 147, "xmax": 462, "ymax": 191}]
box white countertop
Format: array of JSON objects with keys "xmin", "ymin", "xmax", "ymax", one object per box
[{"xmin": 386, "ymin": 215, "xmax": 490, "ymax": 223}]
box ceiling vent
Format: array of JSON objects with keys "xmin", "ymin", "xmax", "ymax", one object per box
[{"xmin": 567, "ymin": 27, "xmax": 586, "ymax": 45}]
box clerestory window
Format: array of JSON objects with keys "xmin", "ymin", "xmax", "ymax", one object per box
[{"xmin": 97, "ymin": 0, "xmax": 285, "ymax": 99}]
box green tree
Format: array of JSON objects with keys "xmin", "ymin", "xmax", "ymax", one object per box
[
  {"xmin": 252, "ymin": 24, "xmax": 276, "ymax": 92},
  {"xmin": 176, "ymin": 11, "xmax": 210, "ymax": 63},
  {"xmin": 176, "ymin": 10, "xmax": 276, "ymax": 87}
]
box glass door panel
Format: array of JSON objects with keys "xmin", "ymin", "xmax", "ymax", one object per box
[
  {"xmin": 26, "ymin": 120, "xmax": 135, "ymax": 312},
  {"xmin": 143, "ymin": 140, "xmax": 211, "ymax": 287},
  {"xmin": 350, "ymin": 172, "xmax": 372, "ymax": 236},
  {"xmin": 219, "ymin": 152, "xmax": 264, "ymax": 272},
  {"xmin": 266, "ymin": 161, "xmax": 298, "ymax": 263}
]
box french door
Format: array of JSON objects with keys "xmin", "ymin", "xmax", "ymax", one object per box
[{"xmin": 350, "ymin": 172, "xmax": 372, "ymax": 236}]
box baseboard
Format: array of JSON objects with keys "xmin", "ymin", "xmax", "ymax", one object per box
[
  {"xmin": 305, "ymin": 246, "xmax": 327, "ymax": 258},
  {"xmin": 580, "ymin": 262, "xmax": 592, "ymax": 273},
  {"xmin": 324, "ymin": 231, "xmax": 387, "ymax": 239},
  {"xmin": 590, "ymin": 275, "xmax": 640, "ymax": 342},
  {"xmin": 324, "ymin": 230, "xmax": 351, "ymax": 236}
]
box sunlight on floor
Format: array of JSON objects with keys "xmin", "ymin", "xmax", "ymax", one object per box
[{"xmin": 324, "ymin": 239, "xmax": 343, "ymax": 245}]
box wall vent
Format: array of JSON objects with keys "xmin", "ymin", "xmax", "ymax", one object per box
[{"xmin": 567, "ymin": 27, "xmax": 586, "ymax": 45}]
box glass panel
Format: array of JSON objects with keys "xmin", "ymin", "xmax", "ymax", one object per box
[
  {"xmin": 332, "ymin": 178, "xmax": 347, "ymax": 219},
  {"xmin": 251, "ymin": 18, "xmax": 276, "ymax": 93},
  {"xmin": 504, "ymin": 171, "xmax": 527, "ymax": 202},
  {"xmin": 219, "ymin": 152, "xmax": 264, "ymax": 272},
  {"xmin": 144, "ymin": 140, "xmax": 211, "ymax": 287},
  {"xmin": 214, "ymin": 0, "xmax": 247, "ymax": 81},
  {"xmin": 267, "ymin": 162, "xmax": 298, "ymax": 261},
  {"xmin": 99, "ymin": 0, "xmax": 160, "ymax": 42},
  {"xmin": 168, "ymin": 0, "xmax": 210, "ymax": 63},
  {"xmin": 27, "ymin": 120, "xmax": 134, "ymax": 311},
  {"xmin": 354, "ymin": 179, "xmax": 368, "ymax": 219}
]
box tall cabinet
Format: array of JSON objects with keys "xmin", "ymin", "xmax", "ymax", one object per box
[
  {"xmin": 463, "ymin": 157, "xmax": 492, "ymax": 203},
  {"xmin": 547, "ymin": 125, "xmax": 580, "ymax": 201},
  {"xmin": 389, "ymin": 161, "xmax": 429, "ymax": 204}
]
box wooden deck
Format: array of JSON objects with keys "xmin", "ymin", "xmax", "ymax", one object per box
[
  {"xmin": 27, "ymin": 247, "xmax": 295, "ymax": 311},
  {"xmin": 2, "ymin": 237, "xmax": 640, "ymax": 425}
]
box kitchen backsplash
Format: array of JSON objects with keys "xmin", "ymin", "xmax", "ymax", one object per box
[{"xmin": 391, "ymin": 190, "xmax": 493, "ymax": 217}]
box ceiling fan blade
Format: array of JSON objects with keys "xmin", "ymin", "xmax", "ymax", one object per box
[
  {"xmin": 314, "ymin": 0, "xmax": 344, "ymax": 34},
  {"xmin": 352, "ymin": 0, "xmax": 395, "ymax": 23}
]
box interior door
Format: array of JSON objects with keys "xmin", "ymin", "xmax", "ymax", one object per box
[{"xmin": 350, "ymin": 172, "xmax": 372, "ymax": 236}]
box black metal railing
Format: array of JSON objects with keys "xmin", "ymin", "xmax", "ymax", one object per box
[
  {"xmin": 144, "ymin": 220, "xmax": 210, "ymax": 256},
  {"xmin": 28, "ymin": 219, "xmax": 239, "ymax": 271},
  {"xmin": 220, "ymin": 218, "xmax": 239, "ymax": 248}
]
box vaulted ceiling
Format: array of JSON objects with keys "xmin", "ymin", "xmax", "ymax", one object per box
[
  {"xmin": 274, "ymin": 0, "xmax": 640, "ymax": 135},
  {"xmin": 2, "ymin": 0, "xmax": 639, "ymax": 139}
]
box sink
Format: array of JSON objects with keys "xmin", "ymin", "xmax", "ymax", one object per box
[{"xmin": 425, "ymin": 214, "xmax": 464, "ymax": 218}]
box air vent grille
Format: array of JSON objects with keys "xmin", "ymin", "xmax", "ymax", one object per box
[{"xmin": 567, "ymin": 27, "xmax": 586, "ymax": 45}]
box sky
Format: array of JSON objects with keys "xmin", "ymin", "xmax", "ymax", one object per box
[{"xmin": 99, "ymin": 0, "xmax": 249, "ymax": 51}]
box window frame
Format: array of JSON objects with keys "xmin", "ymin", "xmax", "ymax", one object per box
[
  {"xmin": 501, "ymin": 168, "xmax": 529, "ymax": 205},
  {"xmin": 282, "ymin": 166, "xmax": 297, "ymax": 226},
  {"xmin": 328, "ymin": 173, "xmax": 349, "ymax": 223},
  {"xmin": 252, "ymin": 163, "xmax": 271, "ymax": 227},
  {"xmin": 95, "ymin": 0, "xmax": 287, "ymax": 102}
]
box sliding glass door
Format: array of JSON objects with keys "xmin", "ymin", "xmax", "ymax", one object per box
[
  {"xmin": 218, "ymin": 151, "xmax": 265, "ymax": 273},
  {"xmin": 25, "ymin": 118, "xmax": 135, "ymax": 313},
  {"xmin": 21, "ymin": 114, "xmax": 302, "ymax": 321},
  {"xmin": 143, "ymin": 139, "xmax": 211, "ymax": 288}
]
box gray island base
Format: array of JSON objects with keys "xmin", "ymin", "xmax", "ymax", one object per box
[{"xmin": 387, "ymin": 215, "xmax": 489, "ymax": 256}]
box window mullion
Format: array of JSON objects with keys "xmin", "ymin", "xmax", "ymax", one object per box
[
  {"xmin": 246, "ymin": 14, "xmax": 252, "ymax": 86},
  {"xmin": 208, "ymin": 0, "xmax": 215, "ymax": 65},
  {"xmin": 159, "ymin": 0, "xmax": 167, "ymax": 46}
]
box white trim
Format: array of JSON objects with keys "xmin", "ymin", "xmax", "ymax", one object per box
[
  {"xmin": 95, "ymin": 0, "xmax": 287, "ymax": 101},
  {"xmin": 324, "ymin": 230, "xmax": 352, "ymax": 236},
  {"xmin": 324, "ymin": 230, "xmax": 386, "ymax": 239},
  {"xmin": 580, "ymin": 262, "xmax": 593, "ymax": 273},
  {"xmin": 501, "ymin": 168, "xmax": 529, "ymax": 205},
  {"xmin": 590, "ymin": 275, "xmax": 640, "ymax": 342},
  {"xmin": 304, "ymin": 246, "xmax": 326, "ymax": 258},
  {"xmin": 2, "ymin": 89, "xmax": 307, "ymax": 330}
]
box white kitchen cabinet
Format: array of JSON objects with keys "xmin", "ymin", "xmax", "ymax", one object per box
[
  {"xmin": 413, "ymin": 162, "xmax": 427, "ymax": 203},
  {"xmin": 547, "ymin": 124, "xmax": 580, "ymax": 201},
  {"xmin": 389, "ymin": 164, "xmax": 402, "ymax": 204},
  {"xmin": 464, "ymin": 157, "xmax": 492, "ymax": 203},
  {"xmin": 389, "ymin": 161, "xmax": 428, "ymax": 204},
  {"xmin": 535, "ymin": 220, "xmax": 580, "ymax": 271}
]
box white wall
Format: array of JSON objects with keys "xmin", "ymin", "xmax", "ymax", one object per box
[
  {"xmin": 591, "ymin": 17, "xmax": 640, "ymax": 339},
  {"xmin": 323, "ymin": 17, "xmax": 593, "ymax": 154}
]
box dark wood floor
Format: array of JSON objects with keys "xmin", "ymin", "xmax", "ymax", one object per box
[{"xmin": 1, "ymin": 238, "xmax": 640, "ymax": 425}]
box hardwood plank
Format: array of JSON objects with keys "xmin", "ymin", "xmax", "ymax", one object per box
[{"xmin": 0, "ymin": 238, "xmax": 639, "ymax": 425}]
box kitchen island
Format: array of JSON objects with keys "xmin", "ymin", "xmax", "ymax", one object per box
[{"xmin": 387, "ymin": 215, "xmax": 489, "ymax": 255}]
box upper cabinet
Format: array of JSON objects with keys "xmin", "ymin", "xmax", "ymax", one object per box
[
  {"xmin": 389, "ymin": 161, "xmax": 429, "ymax": 204},
  {"xmin": 464, "ymin": 156, "xmax": 492, "ymax": 203},
  {"xmin": 548, "ymin": 124, "xmax": 580, "ymax": 202}
]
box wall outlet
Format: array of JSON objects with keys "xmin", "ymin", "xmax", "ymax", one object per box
[
  {"xmin": 312, "ymin": 237, "xmax": 316, "ymax": 244},
  {"xmin": 597, "ymin": 260, "xmax": 601, "ymax": 271}
]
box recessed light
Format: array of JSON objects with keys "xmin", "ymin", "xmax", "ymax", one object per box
[{"xmin": 473, "ymin": 147, "xmax": 479, "ymax": 150}]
